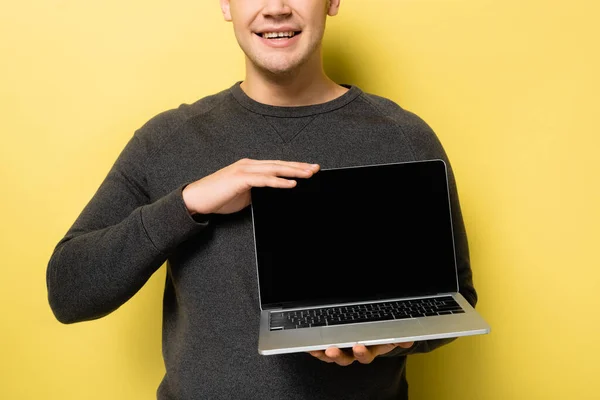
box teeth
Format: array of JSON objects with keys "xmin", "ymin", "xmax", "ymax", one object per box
[{"xmin": 261, "ymin": 31, "xmax": 296, "ymax": 39}]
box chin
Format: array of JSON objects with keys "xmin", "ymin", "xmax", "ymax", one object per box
[
  {"xmin": 244, "ymin": 49, "xmax": 307, "ymax": 75},
  {"xmin": 262, "ymin": 65, "xmax": 297, "ymax": 76},
  {"xmin": 258, "ymin": 58, "xmax": 307, "ymax": 77}
]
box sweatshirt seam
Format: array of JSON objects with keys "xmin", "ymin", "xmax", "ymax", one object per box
[
  {"xmin": 359, "ymin": 94, "xmax": 419, "ymax": 160},
  {"xmin": 288, "ymin": 115, "xmax": 318, "ymax": 143},
  {"xmin": 145, "ymin": 95, "xmax": 228, "ymax": 161},
  {"xmin": 261, "ymin": 115, "xmax": 284, "ymax": 142},
  {"xmin": 262, "ymin": 115, "xmax": 319, "ymax": 144}
]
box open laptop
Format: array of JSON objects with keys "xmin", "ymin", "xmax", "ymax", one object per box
[{"xmin": 250, "ymin": 159, "xmax": 490, "ymax": 355}]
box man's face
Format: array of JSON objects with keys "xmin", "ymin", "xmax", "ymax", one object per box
[{"xmin": 220, "ymin": 0, "xmax": 339, "ymax": 75}]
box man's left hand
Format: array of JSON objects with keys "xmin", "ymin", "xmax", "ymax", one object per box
[{"xmin": 308, "ymin": 342, "xmax": 415, "ymax": 366}]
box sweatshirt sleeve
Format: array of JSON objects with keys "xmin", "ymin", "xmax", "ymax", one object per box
[
  {"xmin": 365, "ymin": 96, "xmax": 479, "ymax": 358},
  {"xmin": 46, "ymin": 123, "xmax": 208, "ymax": 324}
]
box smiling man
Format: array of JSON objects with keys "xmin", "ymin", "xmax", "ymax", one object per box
[
  {"xmin": 47, "ymin": 1, "xmax": 477, "ymax": 399},
  {"xmin": 222, "ymin": 0, "xmax": 347, "ymax": 106}
]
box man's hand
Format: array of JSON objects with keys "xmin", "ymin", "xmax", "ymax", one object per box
[
  {"xmin": 308, "ymin": 342, "xmax": 415, "ymax": 366},
  {"xmin": 182, "ymin": 158, "xmax": 320, "ymax": 215}
]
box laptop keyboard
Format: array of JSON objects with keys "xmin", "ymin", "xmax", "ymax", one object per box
[{"xmin": 269, "ymin": 296, "xmax": 464, "ymax": 331}]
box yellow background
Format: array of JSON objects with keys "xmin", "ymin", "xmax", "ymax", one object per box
[{"xmin": 1, "ymin": 0, "xmax": 599, "ymax": 399}]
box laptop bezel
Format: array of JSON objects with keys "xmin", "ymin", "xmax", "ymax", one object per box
[{"xmin": 250, "ymin": 159, "xmax": 460, "ymax": 312}]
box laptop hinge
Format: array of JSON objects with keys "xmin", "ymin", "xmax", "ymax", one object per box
[{"xmin": 262, "ymin": 304, "xmax": 283, "ymax": 311}]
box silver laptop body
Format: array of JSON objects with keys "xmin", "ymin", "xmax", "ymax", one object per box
[{"xmin": 250, "ymin": 160, "xmax": 490, "ymax": 355}]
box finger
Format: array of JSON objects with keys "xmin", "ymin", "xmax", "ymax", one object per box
[
  {"xmin": 246, "ymin": 175, "xmax": 298, "ymax": 189},
  {"xmin": 250, "ymin": 160, "xmax": 320, "ymax": 172},
  {"xmin": 239, "ymin": 159, "xmax": 320, "ymax": 173},
  {"xmin": 308, "ymin": 350, "xmax": 334, "ymax": 363},
  {"xmin": 324, "ymin": 346, "xmax": 356, "ymax": 366},
  {"xmin": 352, "ymin": 344, "xmax": 376, "ymax": 364},
  {"xmin": 244, "ymin": 163, "xmax": 319, "ymax": 178},
  {"xmin": 368, "ymin": 343, "xmax": 401, "ymax": 358},
  {"xmin": 367, "ymin": 341, "xmax": 415, "ymax": 359}
]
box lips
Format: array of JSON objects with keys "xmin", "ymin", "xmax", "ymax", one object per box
[
  {"xmin": 259, "ymin": 31, "xmax": 298, "ymax": 39},
  {"xmin": 255, "ymin": 26, "xmax": 302, "ymax": 39},
  {"xmin": 254, "ymin": 28, "xmax": 302, "ymax": 48}
]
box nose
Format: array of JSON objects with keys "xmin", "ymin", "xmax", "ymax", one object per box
[{"xmin": 262, "ymin": 0, "xmax": 292, "ymax": 18}]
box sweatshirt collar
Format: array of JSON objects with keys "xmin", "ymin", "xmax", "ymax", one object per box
[{"xmin": 229, "ymin": 81, "xmax": 362, "ymax": 118}]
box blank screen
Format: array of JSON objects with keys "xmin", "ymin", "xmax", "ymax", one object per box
[{"xmin": 250, "ymin": 160, "xmax": 458, "ymax": 309}]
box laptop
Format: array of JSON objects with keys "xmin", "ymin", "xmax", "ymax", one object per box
[{"xmin": 250, "ymin": 159, "xmax": 490, "ymax": 355}]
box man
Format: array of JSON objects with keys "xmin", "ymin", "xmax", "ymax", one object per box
[{"xmin": 47, "ymin": 0, "xmax": 477, "ymax": 399}]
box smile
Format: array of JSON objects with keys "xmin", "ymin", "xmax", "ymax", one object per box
[{"xmin": 256, "ymin": 31, "xmax": 301, "ymax": 39}]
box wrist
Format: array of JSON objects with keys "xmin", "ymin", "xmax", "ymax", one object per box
[{"xmin": 182, "ymin": 184, "xmax": 198, "ymax": 215}]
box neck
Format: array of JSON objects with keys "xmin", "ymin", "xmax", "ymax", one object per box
[{"xmin": 240, "ymin": 49, "xmax": 347, "ymax": 107}]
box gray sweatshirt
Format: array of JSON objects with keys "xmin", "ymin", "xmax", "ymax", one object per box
[{"xmin": 47, "ymin": 82, "xmax": 477, "ymax": 400}]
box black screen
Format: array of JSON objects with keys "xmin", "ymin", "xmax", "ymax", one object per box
[{"xmin": 250, "ymin": 159, "xmax": 458, "ymax": 309}]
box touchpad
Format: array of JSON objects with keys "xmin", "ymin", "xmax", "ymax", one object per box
[{"xmin": 320, "ymin": 319, "xmax": 425, "ymax": 346}]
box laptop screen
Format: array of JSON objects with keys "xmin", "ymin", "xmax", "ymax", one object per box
[{"xmin": 250, "ymin": 159, "xmax": 459, "ymax": 309}]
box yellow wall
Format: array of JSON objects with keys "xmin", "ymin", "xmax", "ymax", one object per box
[{"xmin": 1, "ymin": 0, "xmax": 598, "ymax": 399}]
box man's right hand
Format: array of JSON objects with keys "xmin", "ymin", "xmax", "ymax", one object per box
[{"xmin": 182, "ymin": 158, "xmax": 320, "ymax": 216}]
